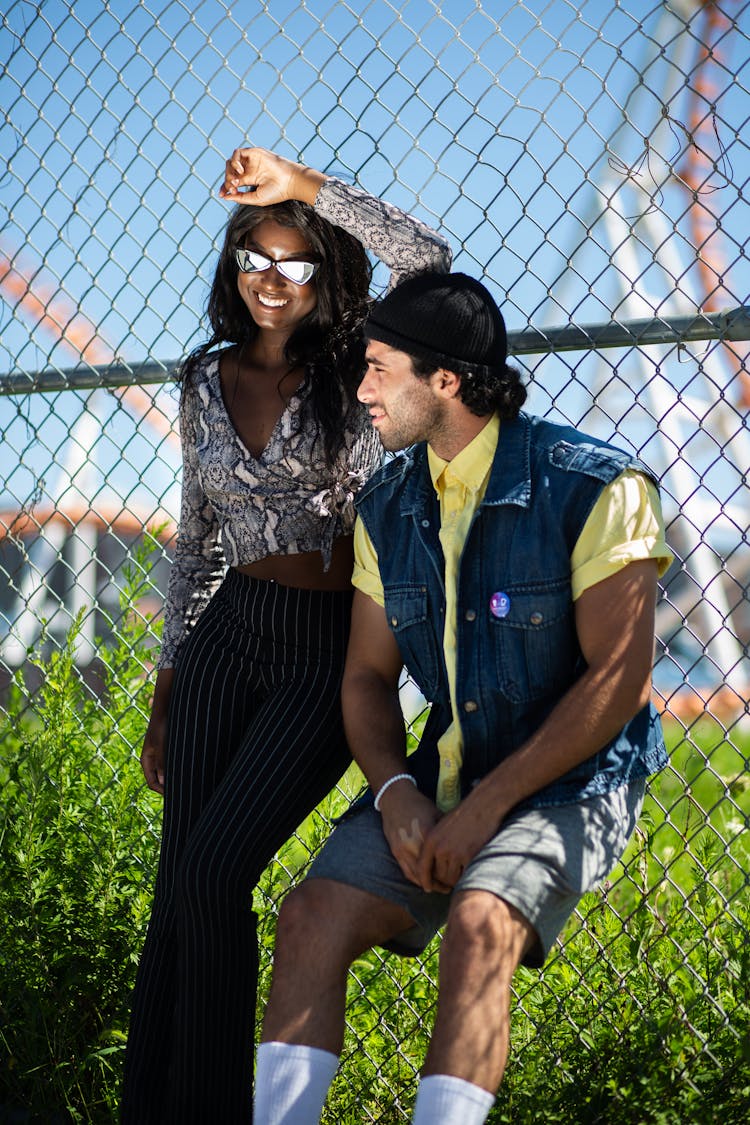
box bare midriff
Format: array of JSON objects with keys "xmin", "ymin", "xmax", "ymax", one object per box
[{"xmin": 233, "ymin": 533, "xmax": 355, "ymax": 591}]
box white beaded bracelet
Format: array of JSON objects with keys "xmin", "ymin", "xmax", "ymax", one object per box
[{"xmin": 373, "ymin": 772, "xmax": 417, "ymax": 812}]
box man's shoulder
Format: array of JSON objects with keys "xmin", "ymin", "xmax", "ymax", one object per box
[
  {"xmin": 523, "ymin": 412, "xmax": 655, "ymax": 484},
  {"xmin": 523, "ymin": 410, "xmax": 617, "ymax": 451}
]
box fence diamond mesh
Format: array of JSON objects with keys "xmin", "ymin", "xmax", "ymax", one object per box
[{"xmin": 1, "ymin": 1, "xmax": 748, "ymax": 1121}]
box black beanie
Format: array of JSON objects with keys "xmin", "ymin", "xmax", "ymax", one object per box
[{"xmin": 365, "ymin": 271, "xmax": 508, "ymax": 378}]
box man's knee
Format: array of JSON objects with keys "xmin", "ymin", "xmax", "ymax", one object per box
[
  {"xmin": 441, "ymin": 891, "xmax": 534, "ymax": 975},
  {"xmin": 274, "ymin": 879, "xmax": 340, "ymax": 960},
  {"xmin": 275, "ymin": 877, "xmax": 414, "ymax": 974}
]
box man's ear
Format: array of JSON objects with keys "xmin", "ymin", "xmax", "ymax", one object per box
[{"xmin": 433, "ymin": 367, "xmax": 463, "ymax": 399}]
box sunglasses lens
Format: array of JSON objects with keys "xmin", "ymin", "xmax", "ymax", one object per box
[
  {"xmin": 277, "ymin": 259, "xmax": 318, "ymax": 285},
  {"xmin": 235, "ymin": 248, "xmax": 271, "ymax": 273},
  {"xmin": 234, "ymin": 248, "xmax": 318, "ymax": 284}
]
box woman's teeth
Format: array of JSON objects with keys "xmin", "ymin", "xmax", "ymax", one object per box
[{"xmin": 256, "ymin": 293, "xmax": 288, "ymax": 308}]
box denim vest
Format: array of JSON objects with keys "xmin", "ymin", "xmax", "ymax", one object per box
[{"xmin": 355, "ymin": 411, "xmax": 667, "ymax": 810}]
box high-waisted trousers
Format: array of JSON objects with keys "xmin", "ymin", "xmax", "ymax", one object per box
[{"xmin": 120, "ymin": 570, "xmax": 353, "ymax": 1124}]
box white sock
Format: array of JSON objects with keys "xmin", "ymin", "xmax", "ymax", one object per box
[
  {"xmin": 253, "ymin": 1041, "xmax": 339, "ymax": 1125},
  {"xmin": 412, "ymin": 1073, "xmax": 496, "ymax": 1124}
]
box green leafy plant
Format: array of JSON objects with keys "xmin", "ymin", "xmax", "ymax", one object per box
[
  {"xmin": 1, "ymin": 552, "xmax": 748, "ymax": 1125},
  {"xmin": 0, "ymin": 535, "xmax": 164, "ymax": 1123}
]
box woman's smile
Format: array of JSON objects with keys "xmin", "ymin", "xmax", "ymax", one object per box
[{"xmin": 255, "ymin": 291, "xmax": 290, "ymax": 309}]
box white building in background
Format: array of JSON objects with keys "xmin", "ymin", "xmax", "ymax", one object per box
[{"xmin": 0, "ymin": 385, "xmax": 179, "ymax": 674}]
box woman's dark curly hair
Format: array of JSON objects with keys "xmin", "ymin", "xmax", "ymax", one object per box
[
  {"xmin": 182, "ymin": 199, "xmax": 373, "ymax": 466},
  {"xmin": 411, "ymin": 354, "xmax": 527, "ymax": 419}
]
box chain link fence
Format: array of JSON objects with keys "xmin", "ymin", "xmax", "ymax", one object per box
[{"xmin": 1, "ymin": 1, "xmax": 748, "ymax": 1120}]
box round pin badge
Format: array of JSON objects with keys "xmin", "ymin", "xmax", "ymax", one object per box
[{"xmin": 490, "ymin": 591, "xmax": 510, "ymax": 618}]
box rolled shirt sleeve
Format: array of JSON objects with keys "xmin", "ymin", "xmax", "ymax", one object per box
[{"xmin": 570, "ymin": 469, "xmax": 673, "ymax": 600}]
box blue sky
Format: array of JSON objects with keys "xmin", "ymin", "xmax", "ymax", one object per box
[
  {"xmin": 3, "ymin": 0, "xmax": 747, "ymax": 371},
  {"xmin": 1, "ymin": 0, "xmax": 748, "ymax": 520}
]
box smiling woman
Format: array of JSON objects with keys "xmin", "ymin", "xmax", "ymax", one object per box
[{"xmin": 119, "ymin": 145, "xmax": 451, "ymax": 1125}]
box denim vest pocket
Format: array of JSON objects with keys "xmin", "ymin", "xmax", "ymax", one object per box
[
  {"xmin": 489, "ymin": 581, "xmax": 575, "ymax": 703},
  {"xmin": 383, "ymin": 582, "xmax": 441, "ymax": 700}
]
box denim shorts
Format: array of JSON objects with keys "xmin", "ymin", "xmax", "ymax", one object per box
[{"xmin": 307, "ymin": 780, "xmax": 645, "ymax": 967}]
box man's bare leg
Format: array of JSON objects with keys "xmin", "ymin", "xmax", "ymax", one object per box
[
  {"xmin": 254, "ymin": 877, "xmax": 414, "ymax": 1125},
  {"xmin": 422, "ymin": 890, "xmax": 535, "ymax": 1092},
  {"xmin": 262, "ymin": 877, "xmax": 414, "ymax": 1050}
]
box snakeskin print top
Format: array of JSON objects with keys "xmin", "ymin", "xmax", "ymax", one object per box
[{"xmin": 158, "ymin": 176, "xmax": 452, "ymax": 668}]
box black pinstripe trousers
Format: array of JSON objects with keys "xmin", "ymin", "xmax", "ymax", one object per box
[{"xmin": 120, "ymin": 570, "xmax": 353, "ymax": 1124}]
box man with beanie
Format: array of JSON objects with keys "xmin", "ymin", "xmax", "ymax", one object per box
[{"xmin": 253, "ymin": 272, "xmax": 672, "ymax": 1124}]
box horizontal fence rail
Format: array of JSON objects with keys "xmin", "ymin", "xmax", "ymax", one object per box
[{"xmin": 2, "ymin": 305, "xmax": 749, "ymax": 395}]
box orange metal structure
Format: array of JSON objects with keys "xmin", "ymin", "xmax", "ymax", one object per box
[{"xmin": 677, "ymin": 0, "xmax": 750, "ymax": 407}]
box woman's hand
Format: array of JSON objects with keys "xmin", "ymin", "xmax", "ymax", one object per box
[
  {"xmin": 140, "ymin": 668, "xmax": 174, "ymax": 796},
  {"xmin": 141, "ymin": 717, "xmax": 167, "ymax": 795},
  {"xmin": 219, "ymin": 146, "xmax": 325, "ymax": 207}
]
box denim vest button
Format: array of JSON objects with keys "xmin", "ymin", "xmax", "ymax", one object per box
[
  {"xmin": 465, "ymin": 609, "xmax": 476, "ymax": 621},
  {"xmin": 390, "ymin": 615, "xmax": 398, "ymax": 626},
  {"xmin": 530, "ymin": 611, "xmax": 544, "ymax": 625},
  {"xmin": 463, "ymin": 700, "xmax": 478, "ymax": 713},
  {"xmin": 421, "ymin": 519, "xmax": 430, "ymax": 527}
]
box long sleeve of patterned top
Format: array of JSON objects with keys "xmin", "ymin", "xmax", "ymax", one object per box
[
  {"xmin": 315, "ymin": 177, "xmax": 452, "ymax": 290},
  {"xmin": 157, "ymin": 179, "xmax": 452, "ymax": 670},
  {"xmin": 158, "ymin": 379, "xmax": 225, "ymax": 670}
]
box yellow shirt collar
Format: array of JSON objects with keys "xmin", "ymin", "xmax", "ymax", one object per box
[{"xmin": 427, "ymin": 412, "xmax": 500, "ymax": 495}]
